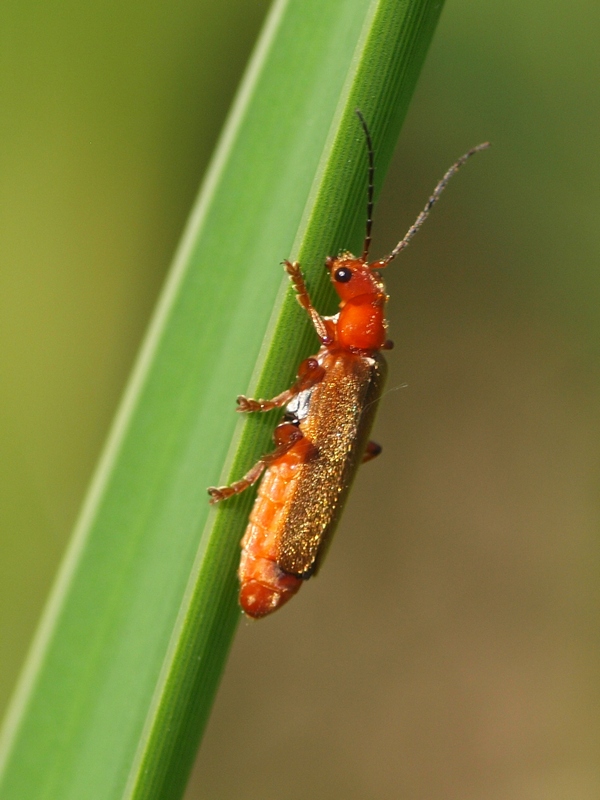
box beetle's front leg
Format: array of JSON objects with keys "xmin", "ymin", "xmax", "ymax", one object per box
[
  {"xmin": 236, "ymin": 356, "xmax": 325, "ymax": 413},
  {"xmin": 283, "ymin": 260, "xmax": 334, "ymax": 344}
]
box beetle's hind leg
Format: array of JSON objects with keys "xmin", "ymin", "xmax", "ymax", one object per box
[
  {"xmin": 237, "ymin": 356, "xmax": 325, "ymax": 413},
  {"xmin": 208, "ymin": 422, "xmax": 304, "ymax": 504}
]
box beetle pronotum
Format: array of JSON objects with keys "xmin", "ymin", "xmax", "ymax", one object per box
[{"xmin": 209, "ymin": 112, "xmax": 489, "ymax": 618}]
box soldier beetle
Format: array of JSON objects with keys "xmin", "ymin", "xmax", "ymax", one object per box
[{"xmin": 209, "ymin": 111, "xmax": 489, "ymax": 618}]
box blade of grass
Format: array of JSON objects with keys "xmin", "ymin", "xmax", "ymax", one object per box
[{"xmin": 0, "ymin": 0, "xmax": 445, "ymax": 798}]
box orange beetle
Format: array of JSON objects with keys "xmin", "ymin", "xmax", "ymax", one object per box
[{"xmin": 209, "ymin": 111, "xmax": 489, "ymax": 618}]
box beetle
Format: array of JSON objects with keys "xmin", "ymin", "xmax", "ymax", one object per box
[{"xmin": 208, "ymin": 111, "xmax": 489, "ymax": 618}]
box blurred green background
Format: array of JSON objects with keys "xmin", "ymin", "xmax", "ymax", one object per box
[{"xmin": 1, "ymin": 1, "xmax": 599, "ymax": 798}]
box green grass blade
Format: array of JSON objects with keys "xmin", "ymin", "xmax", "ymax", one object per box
[{"xmin": 0, "ymin": 0, "xmax": 445, "ymax": 798}]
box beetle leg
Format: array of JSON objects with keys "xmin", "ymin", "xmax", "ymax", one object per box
[
  {"xmin": 237, "ymin": 356, "xmax": 325, "ymax": 412},
  {"xmin": 283, "ymin": 260, "xmax": 333, "ymax": 345},
  {"xmin": 362, "ymin": 440, "xmax": 382, "ymax": 463},
  {"xmin": 208, "ymin": 422, "xmax": 305, "ymax": 504}
]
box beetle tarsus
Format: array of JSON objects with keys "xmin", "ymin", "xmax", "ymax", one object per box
[
  {"xmin": 208, "ymin": 458, "xmax": 266, "ymax": 504},
  {"xmin": 236, "ymin": 394, "xmax": 285, "ymax": 413}
]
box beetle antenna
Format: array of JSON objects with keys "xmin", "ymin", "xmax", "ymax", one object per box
[
  {"xmin": 355, "ymin": 109, "xmax": 375, "ymax": 262},
  {"xmin": 379, "ymin": 141, "xmax": 491, "ymax": 267}
]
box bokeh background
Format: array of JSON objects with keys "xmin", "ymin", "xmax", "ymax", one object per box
[{"xmin": 1, "ymin": 1, "xmax": 599, "ymax": 798}]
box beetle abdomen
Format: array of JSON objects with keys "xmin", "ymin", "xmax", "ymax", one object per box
[{"xmin": 238, "ymin": 446, "xmax": 306, "ymax": 617}]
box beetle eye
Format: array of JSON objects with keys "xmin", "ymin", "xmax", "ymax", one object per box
[{"xmin": 334, "ymin": 267, "xmax": 352, "ymax": 283}]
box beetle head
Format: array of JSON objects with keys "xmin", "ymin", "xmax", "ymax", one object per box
[{"xmin": 326, "ymin": 252, "xmax": 385, "ymax": 304}]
